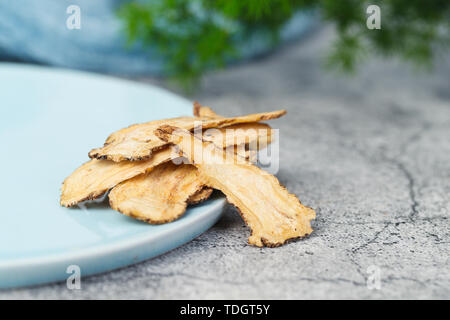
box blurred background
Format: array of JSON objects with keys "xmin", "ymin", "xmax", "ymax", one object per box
[{"xmin": 1, "ymin": 0, "xmax": 449, "ymax": 91}]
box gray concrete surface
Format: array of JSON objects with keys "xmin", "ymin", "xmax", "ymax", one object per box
[{"xmin": 2, "ymin": 27, "xmax": 449, "ymax": 299}]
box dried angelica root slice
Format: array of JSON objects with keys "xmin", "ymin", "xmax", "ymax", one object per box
[
  {"xmin": 89, "ymin": 110, "xmax": 286, "ymax": 162},
  {"xmin": 60, "ymin": 148, "xmax": 174, "ymax": 207},
  {"xmin": 89, "ymin": 117, "xmax": 198, "ymax": 162},
  {"xmin": 192, "ymin": 104, "xmax": 273, "ymax": 152},
  {"xmin": 193, "ymin": 101, "xmax": 223, "ymax": 119},
  {"xmin": 199, "ymin": 122, "xmax": 273, "ymax": 161},
  {"xmin": 202, "ymin": 122, "xmax": 273, "ymax": 150},
  {"xmin": 109, "ymin": 163, "xmax": 206, "ymax": 224},
  {"xmin": 155, "ymin": 126, "xmax": 316, "ymax": 247},
  {"xmin": 187, "ymin": 187, "xmax": 214, "ymax": 205}
]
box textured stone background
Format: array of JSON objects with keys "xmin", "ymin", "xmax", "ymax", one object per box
[{"xmin": 2, "ymin": 27, "xmax": 449, "ymax": 299}]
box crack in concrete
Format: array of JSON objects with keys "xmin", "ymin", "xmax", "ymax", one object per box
[
  {"xmin": 424, "ymin": 231, "xmax": 443, "ymax": 243},
  {"xmin": 354, "ymin": 147, "xmax": 421, "ymax": 222},
  {"xmin": 347, "ymin": 135, "xmax": 424, "ymax": 222},
  {"xmin": 383, "ymin": 276, "xmax": 428, "ymax": 287},
  {"xmin": 389, "ymin": 160, "xmax": 419, "ymax": 221},
  {"xmin": 351, "ymin": 223, "xmax": 391, "ymax": 253},
  {"xmin": 338, "ymin": 117, "xmax": 432, "ymax": 224},
  {"xmin": 347, "ymin": 255, "xmax": 366, "ymax": 280},
  {"xmin": 294, "ymin": 276, "xmax": 365, "ymax": 287},
  {"xmin": 375, "ymin": 122, "xmax": 432, "ymax": 220},
  {"xmin": 144, "ymin": 270, "xmax": 367, "ymax": 287}
]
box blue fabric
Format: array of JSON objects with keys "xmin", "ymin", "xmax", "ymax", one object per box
[{"xmin": 0, "ymin": 0, "xmax": 316, "ymax": 75}]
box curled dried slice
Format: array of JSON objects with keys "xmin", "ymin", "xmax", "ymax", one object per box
[
  {"xmin": 109, "ymin": 163, "xmax": 206, "ymax": 224},
  {"xmin": 192, "ymin": 104, "xmax": 273, "ymax": 152},
  {"xmin": 193, "ymin": 101, "xmax": 223, "ymax": 119},
  {"xmin": 187, "ymin": 187, "xmax": 213, "ymax": 205},
  {"xmin": 89, "ymin": 117, "xmax": 197, "ymax": 162},
  {"xmin": 89, "ymin": 109, "xmax": 286, "ymax": 162},
  {"xmin": 202, "ymin": 122, "xmax": 273, "ymax": 150},
  {"xmin": 155, "ymin": 126, "xmax": 316, "ymax": 247},
  {"xmin": 60, "ymin": 148, "xmax": 173, "ymax": 207},
  {"xmin": 199, "ymin": 122, "xmax": 273, "ymax": 161}
]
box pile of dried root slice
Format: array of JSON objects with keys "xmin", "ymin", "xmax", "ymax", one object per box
[{"xmin": 60, "ymin": 102, "xmax": 315, "ymax": 247}]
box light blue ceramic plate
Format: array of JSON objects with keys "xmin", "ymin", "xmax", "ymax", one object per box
[{"xmin": 0, "ymin": 63, "xmax": 226, "ymax": 289}]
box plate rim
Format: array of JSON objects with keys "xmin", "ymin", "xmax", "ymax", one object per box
[
  {"xmin": 0, "ymin": 198, "xmax": 226, "ymax": 269},
  {"xmin": 0, "ymin": 64, "xmax": 226, "ymax": 287}
]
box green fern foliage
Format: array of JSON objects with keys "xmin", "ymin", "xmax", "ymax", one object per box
[{"xmin": 118, "ymin": 0, "xmax": 450, "ymax": 88}]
